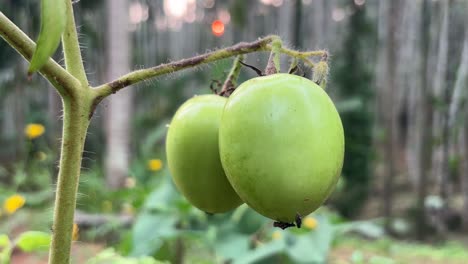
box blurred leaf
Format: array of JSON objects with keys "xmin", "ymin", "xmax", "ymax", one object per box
[
  {"xmin": 88, "ymin": 248, "xmax": 169, "ymax": 264},
  {"xmin": 285, "ymin": 216, "xmax": 334, "ymax": 263},
  {"xmin": 233, "ymin": 240, "xmax": 285, "ymax": 264},
  {"xmin": 335, "ymin": 97, "xmax": 363, "ymax": 113},
  {"xmin": 29, "ymin": 0, "xmax": 66, "ymax": 73},
  {"xmin": 336, "ymin": 220, "xmax": 385, "ymax": 239},
  {"xmin": 215, "ymin": 233, "xmax": 250, "ymax": 261},
  {"xmin": 369, "ymin": 255, "xmax": 395, "ymax": 264},
  {"xmin": 130, "ymin": 213, "xmax": 178, "ymax": 257},
  {"xmin": 233, "ymin": 205, "xmax": 268, "ymax": 234},
  {"xmin": 142, "ymin": 176, "xmax": 177, "ymax": 211},
  {"xmin": 15, "ymin": 231, "xmax": 51, "ymax": 252},
  {"xmin": 140, "ymin": 121, "xmax": 170, "ymax": 157},
  {"xmin": 0, "ymin": 234, "xmax": 9, "ymax": 248},
  {"xmin": 350, "ymin": 250, "xmax": 364, "ymax": 264},
  {"xmin": 23, "ymin": 189, "xmax": 54, "ymax": 207}
]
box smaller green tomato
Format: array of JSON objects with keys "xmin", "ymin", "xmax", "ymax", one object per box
[{"xmin": 166, "ymin": 95, "xmax": 243, "ymax": 213}]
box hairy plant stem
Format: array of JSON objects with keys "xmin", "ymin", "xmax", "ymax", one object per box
[
  {"xmin": 62, "ymin": 0, "xmax": 88, "ymax": 86},
  {"xmin": 219, "ymin": 55, "xmax": 244, "ymax": 97},
  {"xmin": 48, "ymin": 93, "xmax": 93, "ymax": 264},
  {"xmin": 265, "ymin": 38, "xmax": 282, "ymax": 75}
]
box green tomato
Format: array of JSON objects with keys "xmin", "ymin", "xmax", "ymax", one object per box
[
  {"xmin": 219, "ymin": 74, "xmax": 344, "ymax": 223},
  {"xmin": 166, "ymin": 95, "xmax": 243, "ymax": 213}
]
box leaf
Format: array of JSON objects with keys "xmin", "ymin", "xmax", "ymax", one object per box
[
  {"xmin": 285, "ymin": 216, "xmax": 334, "ymax": 263},
  {"xmin": 15, "ymin": 231, "xmax": 51, "ymax": 252},
  {"xmin": 335, "ymin": 220, "xmax": 385, "ymax": 240},
  {"xmin": 87, "ymin": 248, "xmax": 170, "ymax": 264},
  {"xmin": 140, "ymin": 121, "xmax": 170, "ymax": 156},
  {"xmin": 0, "ymin": 234, "xmax": 9, "ymax": 248},
  {"xmin": 28, "ymin": 0, "xmax": 66, "ymax": 73},
  {"xmin": 233, "ymin": 240, "xmax": 285, "ymax": 264},
  {"xmin": 0, "ymin": 234, "xmax": 12, "ymax": 263},
  {"xmin": 215, "ymin": 233, "xmax": 251, "ymax": 261},
  {"xmin": 130, "ymin": 213, "xmax": 178, "ymax": 257},
  {"xmin": 142, "ymin": 176, "xmax": 178, "ymax": 211},
  {"xmin": 335, "ymin": 98, "xmax": 363, "ymax": 113}
]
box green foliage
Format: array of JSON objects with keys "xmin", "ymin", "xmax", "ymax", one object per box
[
  {"xmin": 0, "ymin": 231, "xmax": 51, "ymax": 263},
  {"xmin": 335, "ymin": 236, "xmax": 468, "ymax": 263},
  {"xmin": 0, "ymin": 234, "xmax": 12, "ymax": 264},
  {"xmin": 15, "ymin": 231, "xmax": 51, "ymax": 252},
  {"xmin": 125, "ymin": 173, "xmax": 339, "ymax": 263},
  {"xmin": 28, "ymin": 0, "xmax": 66, "ymax": 73},
  {"xmin": 330, "ymin": 2, "xmax": 375, "ymax": 218},
  {"xmin": 87, "ymin": 248, "xmax": 169, "ymax": 264}
]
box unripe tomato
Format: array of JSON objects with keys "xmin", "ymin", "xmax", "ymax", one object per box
[
  {"xmin": 166, "ymin": 95, "xmax": 243, "ymax": 213},
  {"xmin": 219, "ymin": 74, "xmax": 344, "ymax": 223}
]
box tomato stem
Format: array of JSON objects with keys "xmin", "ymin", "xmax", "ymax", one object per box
[
  {"xmin": 219, "ymin": 55, "xmax": 244, "ymax": 97},
  {"xmin": 265, "ymin": 38, "xmax": 282, "ymax": 75}
]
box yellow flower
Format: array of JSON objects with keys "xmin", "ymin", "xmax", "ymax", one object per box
[
  {"xmin": 25, "ymin": 123, "xmax": 45, "ymax": 139},
  {"xmin": 72, "ymin": 223, "xmax": 79, "ymax": 241},
  {"xmin": 272, "ymin": 231, "xmax": 282, "ymax": 240},
  {"xmin": 3, "ymin": 194, "xmax": 26, "ymax": 215},
  {"xmin": 148, "ymin": 159, "xmax": 163, "ymax": 171},
  {"xmin": 303, "ymin": 216, "xmax": 318, "ymax": 230}
]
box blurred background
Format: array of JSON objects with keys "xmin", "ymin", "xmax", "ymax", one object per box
[{"xmin": 1, "ymin": 0, "xmax": 468, "ymax": 263}]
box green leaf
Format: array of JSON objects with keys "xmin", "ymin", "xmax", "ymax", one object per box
[
  {"xmin": 15, "ymin": 231, "xmax": 51, "ymax": 252},
  {"xmin": 233, "ymin": 240, "xmax": 285, "ymax": 264},
  {"xmin": 0, "ymin": 234, "xmax": 9, "ymax": 248},
  {"xmin": 28, "ymin": 0, "xmax": 66, "ymax": 73},
  {"xmin": 215, "ymin": 233, "xmax": 250, "ymax": 261},
  {"xmin": 130, "ymin": 213, "xmax": 178, "ymax": 257},
  {"xmin": 285, "ymin": 216, "xmax": 334, "ymax": 263},
  {"xmin": 87, "ymin": 248, "xmax": 170, "ymax": 264}
]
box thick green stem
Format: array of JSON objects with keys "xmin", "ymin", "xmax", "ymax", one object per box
[
  {"xmin": 48, "ymin": 94, "xmax": 92, "ymax": 264},
  {"xmin": 62, "ymin": 0, "xmax": 88, "ymax": 86}
]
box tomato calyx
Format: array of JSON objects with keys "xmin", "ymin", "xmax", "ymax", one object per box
[{"xmin": 273, "ymin": 213, "xmax": 303, "ymax": 229}]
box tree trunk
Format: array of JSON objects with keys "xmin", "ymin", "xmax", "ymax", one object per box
[
  {"xmin": 449, "ymin": 21, "xmax": 468, "ymax": 231},
  {"xmin": 430, "ymin": 0, "xmax": 452, "ymax": 237},
  {"xmin": 415, "ymin": 0, "xmax": 433, "ymax": 240},
  {"xmin": 381, "ymin": 1, "xmax": 400, "ymax": 231},
  {"xmin": 105, "ymin": 0, "xmax": 133, "ymax": 189},
  {"xmin": 431, "ymin": 0, "xmax": 450, "ymax": 199},
  {"xmin": 292, "ymin": 0, "xmax": 302, "ymax": 48},
  {"xmin": 462, "ymin": 114, "xmax": 468, "ymax": 231}
]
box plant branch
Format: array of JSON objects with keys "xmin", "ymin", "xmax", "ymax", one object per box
[
  {"xmin": 94, "ymin": 36, "xmax": 281, "ymax": 97},
  {"xmin": 0, "ymin": 12, "xmax": 79, "ymax": 97},
  {"xmin": 219, "ymin": 55, "xmax": 244, "ymax": 97},
  {"xmin": 62, "ymin": 0, "xmax": 88, "ymax": 86}
]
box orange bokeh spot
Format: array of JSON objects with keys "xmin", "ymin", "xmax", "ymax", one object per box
[{"xmin": 211, "ymin": 20, "xmax": 225, "ymax": 37}]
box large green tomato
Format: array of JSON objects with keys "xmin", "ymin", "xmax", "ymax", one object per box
[
  {"xmin": 166, "ymin": 95, "xmax": 243, "ymax": 213},
  {"xmin": 219, "ymin": 74, "xmax": 344, "ymax": 223}
]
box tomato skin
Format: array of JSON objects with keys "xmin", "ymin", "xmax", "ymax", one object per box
[
  {"xmin": 219, "ymin": 74, "xmax": 344, "ymax": 223},
  {"xmin": 166, "ymin": 95, "xmax": 243, "ymax": 213}
]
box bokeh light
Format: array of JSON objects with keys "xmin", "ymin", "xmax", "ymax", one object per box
[{"xmin": 211, "ymin": 20, "xmax": 225, "ymax": 37}]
